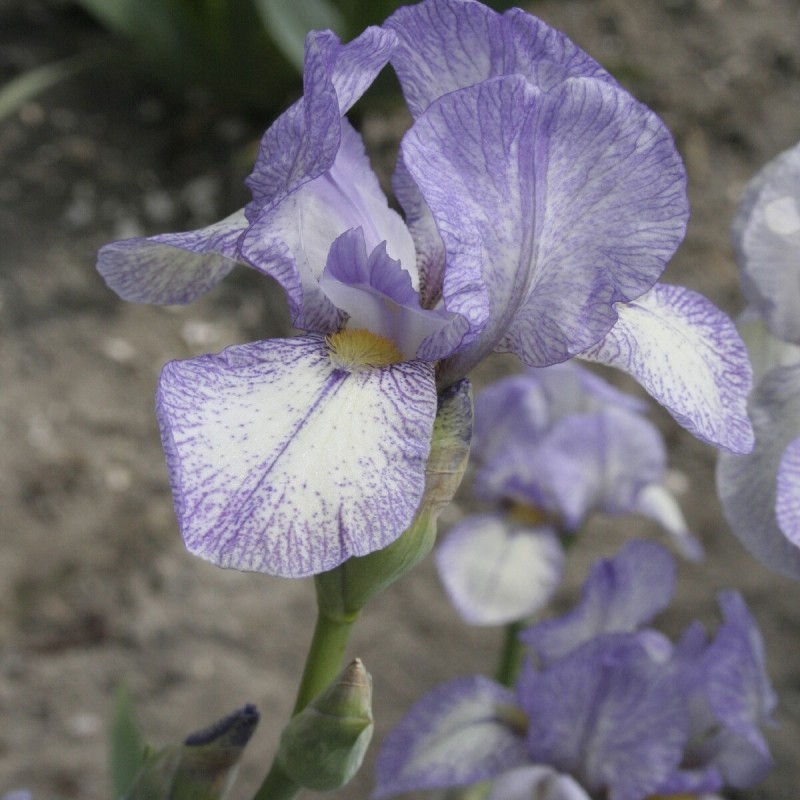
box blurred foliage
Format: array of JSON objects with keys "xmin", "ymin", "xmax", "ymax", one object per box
[{"xmin": 69, "ymin": 0, "xmax": 519, "ymax": 114}]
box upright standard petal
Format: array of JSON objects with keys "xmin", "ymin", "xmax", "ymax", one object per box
[
  {"xmin": 402, "ymin": 75, "xmax": 688, "ymax": 384},
  {"xmin": 156, "ymin": 335, "xmax": 437, "ymax": 577},
  {"xmin": 373, "ymin": 676, "xmax": 528, "ymax": 797},
  {"xmin": 521, "ymin": 635, "xmax": 687, "ymax": 800},
  {"xmin": 522, "ymin": 541, "xmax": 676, "ymax": 667},
  {"xmin": 716, "ymin": 364, "xmax": 800, "ymax": 577},
  {"xmin": 581, "ymin": 284, "xmax": 754, "ymax": 453},
  {"xmin": 245, "ymin": 26, "xmax": 396, "ymax": 211},
  {"xmin": 386, "ymin": 0, "xmax": 613, "ymax": 118},
  {"xmin": 97, "ymin": 210, "xmax": 247, "ymax": 305},
  {"xmin": 700, "ymin": 591, "xmax": 776, "ymax": 788},
  {"xmin": 242, "ymin": 121, "xmax": 417, "ymax": 334},
  {"xmin": 732, "ymin": 141, "xmax": 800, "ymax": 344},
  {"xmin": 526, "ymin": 408, "xmax": 666, "ymax": 529},
  {"xmin": 435, "ymin": 513, "xmax": 564, "ymax": 626}
]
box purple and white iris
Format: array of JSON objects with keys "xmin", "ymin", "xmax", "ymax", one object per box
[
  {"xmin": 436, "ymin": 363, "xmax": 702, "ymax": 626},
  {"xmin": 717, "ymin": 141, "xmax": 800, "ymax": 578},
  {"xmin": 98, "ymin": 0, "xmax": 753, "ymax": 578},
  {"xmin": 375, "ymin": 541, "xmax": 776, "ymax": 800}
]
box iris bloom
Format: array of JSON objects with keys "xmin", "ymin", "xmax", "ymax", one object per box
[
  {"xmin": 98, "ymin": 0, "xmax": 752, "ymax": 577},
  {"xmin": 717, "ymin": 141, "xmax": 800, "ymax": 577},
  {"xmin": 375, "ymin": 541, "xmax": 776, "ymax": 800},
  {"xmin": 436, "ymin": 363, "xmax": 702, "ymax": 625}
]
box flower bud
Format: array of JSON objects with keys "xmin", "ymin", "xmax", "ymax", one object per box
[
  {"xmin": 315, "ymin": 379, "xmax": 473, "ymax": 618},
  {"xmin": 123, "ymin": 704, "xmax": 259, "ymax": 800},
  {"xmin": 277, "ymin": 659, "xmax": 374, "ymax": 790}
]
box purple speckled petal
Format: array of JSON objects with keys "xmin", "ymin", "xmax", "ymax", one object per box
[
  {"xmin": 521, "ymin": 635, "xmax": 687, "ymax": 800},
  {"xmin": 633, "ymin": 484, "xmax": 704, "ymax": 561},
  {"xmin": 319, "ymin": 228, "xmax": 458, "ymax": 360},
  {"xmin": 436, "ymin": 513, "xmax": 564, "ymax": 626},
  {"xmin": 245, "ymin": 27, "xmax": 396, "ymax": 211},
  {"xmin": 373, "ymin": 676, "xmax": 527, "ymax": 797},
  {"xmin": 242, "ymin": 121, "xmax": 416, "ymax": 333},
  {"xmin": 582, "ymin": 283, "xmax": 755, "ymax": 453},
  {"xmin": 156, "ymin": 334, "xmax": 437, "ymax": 577},
  {"xmin": 530, "ymin": 408, "xmax": 666, "ymax": 529},
  {"xmin": 96, "ymin": 209, "xmax": 246, "ymax": 304},
  {"xmin": 386, "ymin": 0, "xmax": 613, "ymax": 118},
  {"xmin": 716, "ymin": 364, "xmax": 800, "ymax": 577},
  {"xmin": 487, "ymin": 766, "xmax": 592, "ymax": 800},
  {"xmin": 732, "ymin": 141, "xmax": 800, "ymax": 344},
  {"xmin": 402, "ymin": 75, "xmax": 688, "ymax": 384},
  {"xmin": 522, "ymin": 541, "xmax": 676, "ymax": 667}
]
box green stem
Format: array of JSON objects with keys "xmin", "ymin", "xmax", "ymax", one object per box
[
  {"xmin": 251, "ymin": 605, "xmax": 359, "ymax": 800},
  {"xmin": 252, "ymin": 759, "xmax": 301, "ymax": 800},
  {"xmin": 292, "ymin": 608, "xmax": 359, "ymax": 715},
  {"xmin": 495, "ymin": 619, "xmax": 526, "ymax": 688}
]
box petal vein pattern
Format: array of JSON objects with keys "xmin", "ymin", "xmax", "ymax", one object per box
[
  {"xmin": 157, "ymin": 335, "xmax": 437, "ymax": 577},
  {"xmin": 582, "ymin": 284, "xmax": 754, "ymax": 453},
  {"xmin": 404, "ymin": 75, "xmax": 688, "ymax": 383}
]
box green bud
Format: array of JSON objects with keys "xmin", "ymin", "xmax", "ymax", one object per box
[
  {"xmin": 122, "ymin": 705, "xmax": 260, "ymax": 800},
  {"xmin": 277, "ymin": 659, "xmax": 374, "ymax": 791},
  {"xmin": 315, "ymin": 379, "xmax": 473, "ymax": 617}
]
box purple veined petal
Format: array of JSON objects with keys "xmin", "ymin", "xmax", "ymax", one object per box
[
  {"xmin": 319, "ymin": 228, "xmax": 459, "ymax": 360},
  {"xmin": 402, "ymin": 75, "xmax": 688, "ymax": 385},
  {"xmin": 632, "ymin": 483, "xmax": 704, "ymax": 562},
  {"xmin": 242, "ymin": 120, "xmax": 416, "ymax": 333},
  {"xmin": 732, "ymin": 141, "xmax": 800, "ymax": 344},
  {"xmin": 529, "ymin": 407, "xmax": 667, "ymax": 529},
  {"xmin": 522, "ymin": 540, "xmax": 676, "ymax": 667},
  {"xmin": 156, "ymin": 334, "xmax": 437, "ymax": 578},
  {"xmin": 487, "ymin": 766, "xmax": 592, "ymax": 800},
  {"xmin": 435, "ymin": 512, "xmax": 564, "ymax": 626},
  {"xmin": 385, "ymin": 0, "xmax": 614, "ymax": 119},
  {"xmin": 701, "ymin": 591, "xmax": 776, "ymax": 788},
  {"xmin": 521, "ymin": 635, "xmax": 688, "ymax": 800},
  {"xmin": 245, "ymin": 27, "xmax": 396, "ymax": 211},
  {"xmin": 581, "ymin": 283, "xmax": 755, "ymax": 454},
  {"xmin": 716, "ymin": 363, "xmax": 800, "ymax": 577},
  {"xmin": 776, "ymin": 435, "xmax": 800, "ymax": 543},
  {"xmin": 373, "ymin": 676, "xmax": 528, "ymax": 798},
  {"xmin": 96, "ymin": 209, "xmax": 246, "ymax": 304}
]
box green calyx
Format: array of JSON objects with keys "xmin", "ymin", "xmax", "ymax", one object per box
[{"xmin": 277, "ymin": 659, "xmax": 374, "ymax": 791}]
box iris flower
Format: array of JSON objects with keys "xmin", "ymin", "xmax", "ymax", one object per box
[
  {"xmin": 375, "ymin": 541, "xmax": 776, "ymax": 800},
  {"xmin": 717, "ymin": 141, "xmax": 800, "ymax": 577},
  {"xmin": 436, "ymin": 363, "xmax": 702, "ymax": 626},
  {"xmin": 98, "ymin": 0, "xmax": 752, "ymax": 578}
]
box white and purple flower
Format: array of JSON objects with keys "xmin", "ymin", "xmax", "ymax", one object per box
[
  {"xmin": 375, "ymin": 541, "xmax": 776, "ymax": 800},
  {"xmin": 436, "ymin": 363, "xmax": 702, "ymax": 626},
  {"xmin": 717, "ymin": 141, "xmax": 800, "ymax": 577},
  {"xmin": 98, "ymin": 0, "xmax": 752, "ymax": 578}
]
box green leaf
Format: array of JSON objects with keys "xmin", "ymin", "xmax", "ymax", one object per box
[
  {"xmin": 110, "ymin": 685, "xmax": 147, "ymax": 799},
  {"xmin": 0, "ymin": 52, "xmax": 98, "ymax": 122},
  {"xmin": 254, "ymin": 0, "xmax": 348, "ymax": 71}
]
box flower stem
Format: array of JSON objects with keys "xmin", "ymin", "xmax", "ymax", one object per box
[
  {"xmin": 292, "ymin": 607, "xmax": 360, "ymax": 715},
  {"xmin": 495, "ymin": 619, "xmax": 526, "ymax": 687},
  {"xmin": 252, "ymin": 759, "xmax": 301, "ymax": 800}
]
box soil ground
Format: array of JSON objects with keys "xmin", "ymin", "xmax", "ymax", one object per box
[{"xmin": 1, "ymin": 1, "xmax": 800, "ymax": 798}]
